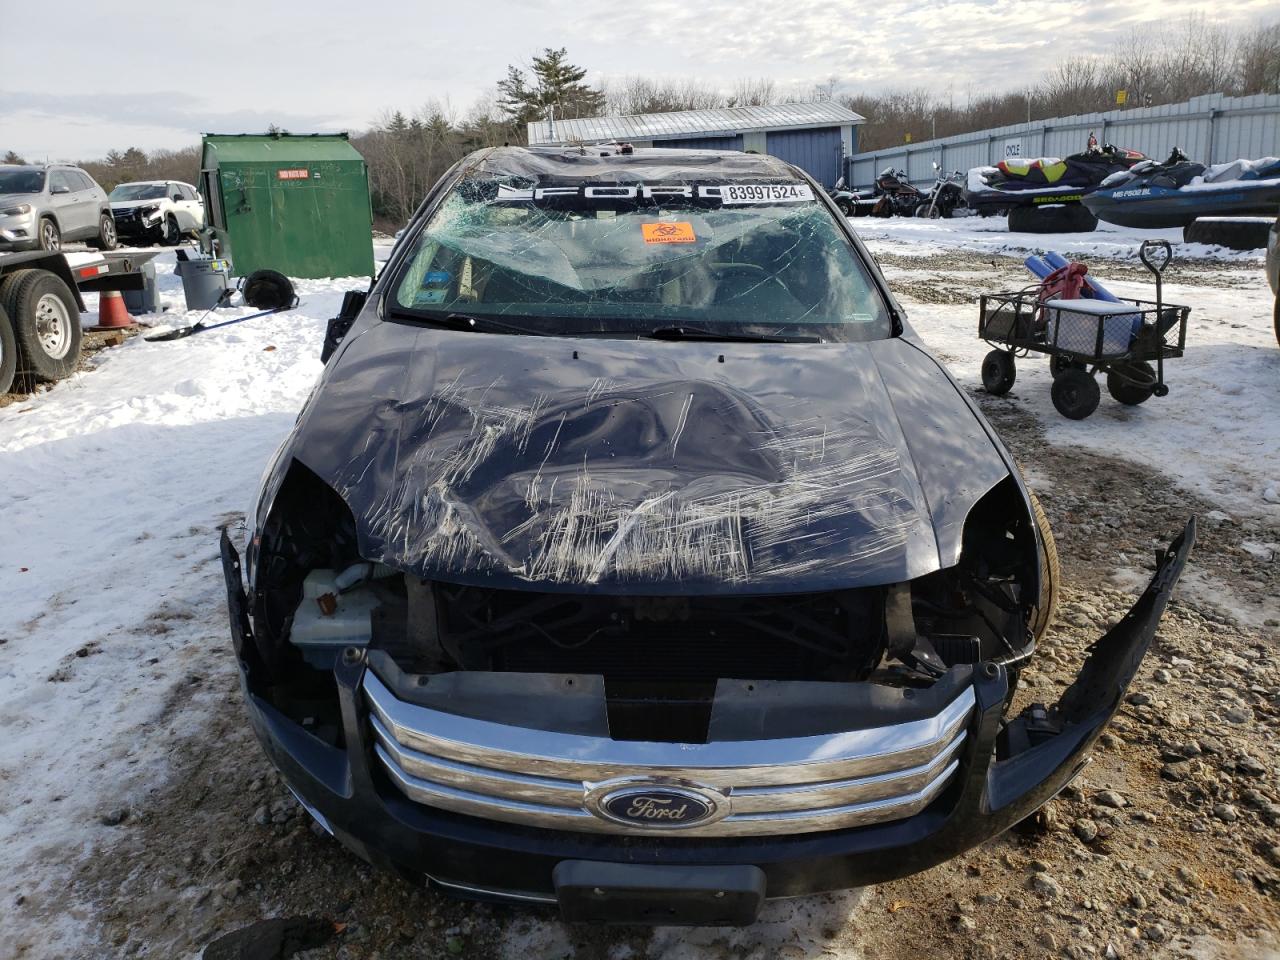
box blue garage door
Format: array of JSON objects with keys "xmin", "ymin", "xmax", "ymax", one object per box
[
  {"xmin": 766, "ymin": 128, "xmax": 843, "ymax": 187},
  {"xmin": 653, "ymin": 135, "xmax": 743, "ymax": 151}
]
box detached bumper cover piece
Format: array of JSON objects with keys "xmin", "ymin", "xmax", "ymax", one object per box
[{"xmin": 220, "ymin": 518, "xmax": 1194, "ymax": 919}]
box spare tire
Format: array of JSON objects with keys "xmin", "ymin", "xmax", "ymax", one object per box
[
  {"xmin": 242, "ymin": 269, "xmax": 296, "ymax": 311},
  {"xmin": 1183, "ymin": 218, "xmax": 1271, "ymax": 251},
  {"xmin": 1008, "ymin": 203, "xmax": 1098, "ymax": 234},
  {"xmin": 0, "ymin": 303, "xmax": 16, "ymax": 394}
]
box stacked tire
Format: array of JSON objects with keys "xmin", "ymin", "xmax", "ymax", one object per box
[
  {"xmin": 1008, "ymin": 204, "xmax": 1098, "ymax": 234},
  {"xmin": 0, "ymin": 268, "xmax": 82, "ymax": 394}
]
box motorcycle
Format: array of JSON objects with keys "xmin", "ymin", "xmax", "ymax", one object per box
[
  {"xmin": 870, "ymin": 167, "xmax": 923, "ymax": 217},
  {"xmin": 915, "ymin": 162, "xmax": 967, "ymax": 219},
  {"xmin": 828, "ymin": 177, "xmax": 872, "ymax": 217}
]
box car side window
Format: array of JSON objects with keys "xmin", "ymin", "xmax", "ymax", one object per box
[
  {"xmin": 170, "ymin": 183, "xmax": 184, "ymax": 201},
  {"xmin": 49, "ymin": 171, "xmax": 74, "ymax": 194},
  {"xmin": 183, "ymin": 185, "xmax": 199, "ymax": 201},
  {"xmin": 73, "ymin": 172, "xmax": 95, "ymax": 191}
]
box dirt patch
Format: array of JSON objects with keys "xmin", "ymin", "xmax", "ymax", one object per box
[
  {"xmin": 1, "ymin": 326, "xmax": 143, "ymax": 408},
  {"xmin": 849, "ymin": 394, "xmax": 1280, "ymax": 960},
  {"xmin": 872, "ymin": 246, "xmax": 1261, "ymax": 290}
]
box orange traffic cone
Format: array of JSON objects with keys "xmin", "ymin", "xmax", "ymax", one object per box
[{"xmin": 89, "ymin": 290, "xmax": 138, "ymax": 331}]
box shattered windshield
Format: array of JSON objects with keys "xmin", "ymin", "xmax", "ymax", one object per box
[{"xmin": 390, "ymin": 168, "xmax": 891, "ymax": 341}]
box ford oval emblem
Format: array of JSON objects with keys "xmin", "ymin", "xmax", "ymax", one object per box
[{"xmin": 588, "ymin": 781, "xmax": 728, "ymax": 829}]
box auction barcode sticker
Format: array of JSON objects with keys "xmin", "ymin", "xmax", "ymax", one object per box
[{"xmin": 704, "ymin": 183, "xmax": 814, "ymax": 204}]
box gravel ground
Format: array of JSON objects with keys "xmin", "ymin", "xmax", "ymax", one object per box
[{"xmin": 8, "ymin": 244, "xmax": 1277, "ymax": 960}]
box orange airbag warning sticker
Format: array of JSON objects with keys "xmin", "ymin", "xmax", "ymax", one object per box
[{"xmin": 642, "ymin": 222, "xmax": 696, "ymax": 244}]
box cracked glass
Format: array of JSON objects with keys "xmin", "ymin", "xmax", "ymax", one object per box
[{"xmin": 390, "ymin": 167, "xmax": 892, "ymax": 342}]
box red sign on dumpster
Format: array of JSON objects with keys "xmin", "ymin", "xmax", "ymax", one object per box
[{"xmin": 277, "ymin": 168, "xmax": 309, "ymax": 180}]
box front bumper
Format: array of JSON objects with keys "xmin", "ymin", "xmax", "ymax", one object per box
[
  {"xmin": 220, "ymin": 519, "xmax": 1193, "ymax": 922},
  {"xmin": 0, "ymin": 212, "xmax": 38, "ymax": 249},
  {"xmin": 110, "ymin": 208, "xmax": 164, "ymax": 239}
]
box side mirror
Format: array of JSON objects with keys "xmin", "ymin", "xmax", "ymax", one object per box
[
  {"xmin": 51, "ymin": 185, "xmax": 70, "ymax": 195},
  {"xmin": 322, "ymin": 289, "xmax": 367, "ymax": 362},
  {"xmin": 172, "ymin": 195, "xmax": 183, "ymax": 202}
]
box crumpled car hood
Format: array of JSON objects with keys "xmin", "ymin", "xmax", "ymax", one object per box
[{"xmin": 289, "ymin": 319, "xmax": 1009, "ymax": 594}]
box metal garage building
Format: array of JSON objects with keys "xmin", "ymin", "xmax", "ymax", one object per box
[{"xmin": 526, "ymin": 102, "xmax": 865, "ymax": 188}]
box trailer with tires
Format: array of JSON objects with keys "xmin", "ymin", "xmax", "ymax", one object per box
[{"xmin": 0, "ymin": 250, "xmax": 160, "ymax": 394}]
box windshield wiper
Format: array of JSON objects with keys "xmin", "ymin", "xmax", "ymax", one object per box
[
  {"xmin": 394, "ymin": 310, "xmax": 544, "ymax": 336},
  {"xmin": 645, "ymin": 325, "xmax": 821, "ymax": 344}
]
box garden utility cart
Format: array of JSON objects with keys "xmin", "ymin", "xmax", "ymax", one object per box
[{"xmin": 977, "ymin": 240, "xmax": 1189, "ymax": 419}]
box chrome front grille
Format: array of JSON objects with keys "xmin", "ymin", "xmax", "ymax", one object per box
[{"xmin": 364, "ymin": 670, "xmax": 973, "ymax": 837}]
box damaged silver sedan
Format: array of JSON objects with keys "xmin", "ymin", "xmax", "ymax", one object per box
[{"xmin": 222, "ymin": 145, "xmax": 1193, "ymax": 925}]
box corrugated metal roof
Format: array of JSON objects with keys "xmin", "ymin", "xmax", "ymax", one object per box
[
  {"xmin": 528, "ymin": 102, "xmax": 865, "ymax": 146},
  {"xmin": 201, "ymin": 133, "xmax": 362, "ymax": 165}
]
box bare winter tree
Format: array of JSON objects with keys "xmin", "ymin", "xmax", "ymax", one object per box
[
  {"xmin": 604, "ymin": 77, "xmax": 727, "ymax": 116},
  {"xmin": 1236, "ymin": 21, "xmax": 1280, "ymax": 95},
  {"xmin": 727, "ymin": 78, "xmax": 777, "ymax": 107},
  {"xmin": 811, "ymin": 76, "xmax": 840, "ymax": 103},
  {"xmin": 1040, "ymin": 57, "xmax": 1107, "ymax": 118},
  {"xmin": 1108, "ymin": 28, "xmax": 1163, "ymax": 108},
  {"xmin": 1165, "ymin": 15, "xmax": 1237, "ymax": 102}
]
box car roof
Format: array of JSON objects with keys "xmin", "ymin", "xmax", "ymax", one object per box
[{"xmin": 466, "ymin": 145, "xmax": 807, "ymax": 184}]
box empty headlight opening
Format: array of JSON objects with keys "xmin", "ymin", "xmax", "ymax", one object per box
[{"xmin": 252, "ymin": 465, "xmax": 1041, "ymax": 744}]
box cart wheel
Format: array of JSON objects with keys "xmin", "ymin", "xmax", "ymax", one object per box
[
  {"xmin": 1106, "ymin": 361, "xmax": 1156, "ymax": 405},
  {"xmin": 1049, "ymin": 355, "xmax": 1085, "ymax": 378},
  {"xmin": 1153, "ymin": 383, "xmax": 1169, "ymax": 398},
  {"xmin": 1051, "ymin": 367, "xmax": 1100, "ymax": 419},
  {"xmin": 981, "ymin": 349, "xmax": 1016, "ymax": 395}
]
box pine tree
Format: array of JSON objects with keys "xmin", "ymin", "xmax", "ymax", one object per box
[
  {"xmin": 2, "ymin": 150, "xmax": 26, "ymax": 165},
  {"xmin": 387, "ymin": 111, "xmax": 410, "ymax": 138},
  {"xmin": 497, "ymin": 48, "xmax": 604, "ymax": 126}
]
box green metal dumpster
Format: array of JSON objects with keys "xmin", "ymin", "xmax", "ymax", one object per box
[{"xmin": 198, "ymin": 133, "xmax": 374, "ymax": 279}]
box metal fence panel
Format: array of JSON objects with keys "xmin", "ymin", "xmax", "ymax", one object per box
[{"xmin": 843, "ymin": 93, "xmax": 1280, "ymax": 188}]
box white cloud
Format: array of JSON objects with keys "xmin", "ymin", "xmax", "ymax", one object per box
[{"xmin": 0, "ymin": 0, "xmax": 1274, "ymax": 158}]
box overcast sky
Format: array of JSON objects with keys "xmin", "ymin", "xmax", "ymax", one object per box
[{"xmin": 2, "ymin": 0, "xmax": 1274, "ymax": 160}]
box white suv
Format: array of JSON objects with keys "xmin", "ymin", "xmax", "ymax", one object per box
[{"xmin": 108, "ymin": 180, "xmax": 205, "ymax": 246}]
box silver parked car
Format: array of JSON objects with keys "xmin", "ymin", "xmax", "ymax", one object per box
[{"xmin": 0, "ymin": 164, "xmax": 118, "ymax": 252}]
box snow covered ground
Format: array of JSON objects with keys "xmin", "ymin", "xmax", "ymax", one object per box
[
  {"xmin": 0, "ymin": 248, "xmax": 379, "ymax": 957},
  {"xmin": 0, "ymin": 221, "xmax": 1275, "ymax": 956}
]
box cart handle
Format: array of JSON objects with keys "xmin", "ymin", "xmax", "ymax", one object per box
[{"xmin": 1140, "ymin": 239, "xmax": 1173, "ymax": 277}]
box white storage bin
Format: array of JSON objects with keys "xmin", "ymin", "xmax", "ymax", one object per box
[{"xmin": 1043, "ymin": 299, "xmax": 1140, "ymax": 358}]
